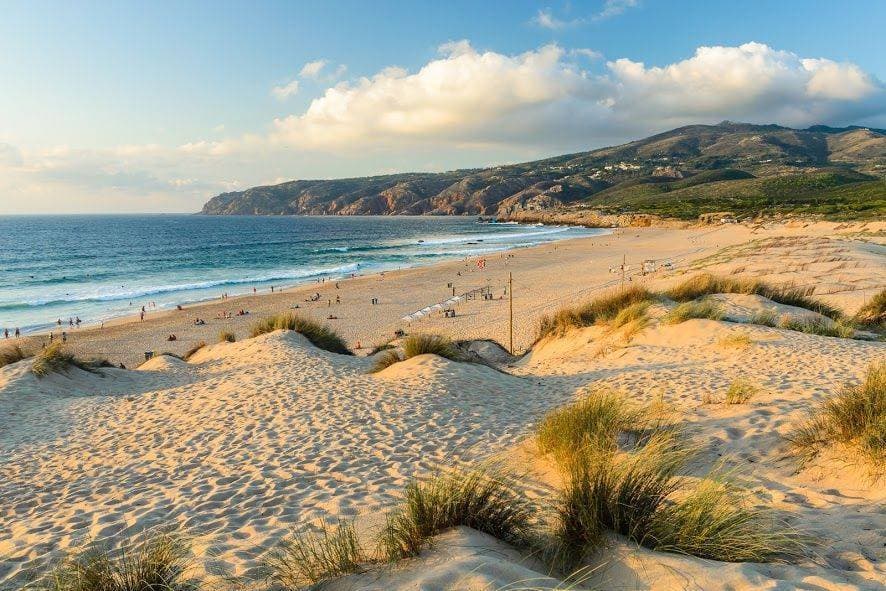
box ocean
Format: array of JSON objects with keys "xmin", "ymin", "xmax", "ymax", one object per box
[{"xmin": 0, "ymin": 215, "xmax": 608, "ymax": 334}]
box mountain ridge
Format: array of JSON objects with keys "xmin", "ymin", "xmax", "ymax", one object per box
[{"xmin": 200, "ymin": 122, "xmax": 886, "ymax": 219}]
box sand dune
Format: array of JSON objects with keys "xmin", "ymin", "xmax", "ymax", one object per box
[{"xmin": 1, "ymin": 221, "xmax": 884, "ymax": 590}]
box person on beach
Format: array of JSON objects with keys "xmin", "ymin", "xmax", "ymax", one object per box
[
  {"xmin": 3, "ymin": 328, "xmax": 8, "ymax": 339},
  {"xmin": 61, "ymin": 331, "xmax": 67, "ymax": 343},
  {"xmin": 14, "ymin": 328, "xmax": 20, "ymax": 338}
]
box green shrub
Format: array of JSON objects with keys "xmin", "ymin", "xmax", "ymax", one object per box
[
  {"xmin": 0, "ymin": 344, "xmax": 29, "ymax": 368},
  {"xmin": 664, "ymin": 300, "xmax": 724, "ymax": 324},
  {"xmin": 378, "ymin": 465, "xmax": 534, "ymax": 561},
  {"xmin": 789, "ymin": 361, "xmax": 885, "ymax": 472},
  {"xmin": 33, "ymin": 530, "xmax": 196, "ymax": 591},
  {"xmin": 401, "ymin": 334, "xmax": 462, "ymax": 361},
  {"xmin": 538, "ymin": 286, "xmax": 656, "ymax": 339},
  {"xmin": 31, "ymin": 343, "xmax": 109, "ymax": 378},
  {"xmin": 266, "ymin": 520, "xmax": 365, "ymax": 588},
  {"xmin": 250, "ymin": 313, "xmax": 352, "ymax": 355},
  {"xmin": 218, "ymin": 330, "xmax": 236, "ymax": 343}
]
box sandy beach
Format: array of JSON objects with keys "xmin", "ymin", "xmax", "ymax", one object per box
[{"xmin": 1, "ymin": 219, "xmax": 884, "ymax": 590}]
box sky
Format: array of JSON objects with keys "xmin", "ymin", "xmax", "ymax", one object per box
[{"xmin": 0, "ymin": 0, "xmax": 884, "ymax": 214}]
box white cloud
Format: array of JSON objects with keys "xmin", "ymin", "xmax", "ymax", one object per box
[
  {"xmin": 594, "ymin": 0, "xmax": 639, "ymax": 21},
  {"xmin": 271, "ymin": 79, "xmax": 300, "ymax": 100},
  {"xmin": 299, "ymin": 59, "xmax": 328, "ymax": 79},
  {"xmin": 532, "ymin": 8, "xmax": 583, "ymax": 29},
  {"xmin": 571, "ymin": 48, "xmax": 603, "ymax": 60}
]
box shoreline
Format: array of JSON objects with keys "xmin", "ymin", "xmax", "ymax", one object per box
[{"xmin": 13, "ymin": 219, "xmax": 883, "ymax": 369}]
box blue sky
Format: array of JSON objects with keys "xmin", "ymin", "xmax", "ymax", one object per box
[{"xmin": 0, "ymin": 0, "xmax": 884, "ymax": 213}]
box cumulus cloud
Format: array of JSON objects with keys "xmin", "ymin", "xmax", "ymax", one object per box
[
  {"xmin": 571, "ymin": 48, "xmax": 603, "ymax": 60},
  {"xmin": 269, "ymin": 41, "xmax": 883, "ymax": 151},
  {"xmin": 532, "ymin": 8, "xmax": 583, "ymax": 29},
  {"xmin": 271, "ymin": 79, "xmax": 300, "ymax": 100},
  {"xmin": 594, "ymin": 0, "xmax": 639, "ymax": 20}
]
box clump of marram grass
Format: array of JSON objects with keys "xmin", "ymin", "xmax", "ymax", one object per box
[
  {"xmin": 536, "ymin": 389, "xmax": 641, "ymax": 466},
  {"xmin": 370, "ymin": 349, "xmax": 403, "ymax": 373},
  {"xmin": 378, "ymin": 465, "xmax": 534, "ymax": 561},
  {"xmin": 749, "ymin": 310, "xmax": 778, "ymax": 327},
  {"xmin": 33, "ymin": 530, "xmax": 197, "ymax": 591},
  {"xmin": 0, "ymin": 344, "xmax": 29, "ymax": 368},
  {"xmin": 181, "ymin": 342, "xmax": 206, "ymax": 361},
  {"xmin": 663, "ymin": 299, "xmax": 724, "ymax": 324},
  {"xmin": 218, "ymin": 330, "xmax": 236, "ymax": 343},
  {"xmin": 537, "ymin": 286, "xmax": 656, "ymax": 340},
  {"xmin": 609, "ymin": 300, "xmax": 652, "ymax": 331},
  {"xmin": 250, "ymin": 313, "xmax": 352, "ymax": 355},
  {"xmin": 31, "ymin": 343, "xmax": 110, "ymax": 378},
  {"xmin": 778, "ymin": 316, "xmax": 855, "ymax": 338},
  {"xmin": 854, "ymin": 288, "xmax": 886, "ymax": 329},
  {"xmin": 538, "ymin": 393, "xmax": 802, "ymax": 568},
  {"xmin": 789, "ymin": 361, "xmax": 885, "ymax": 473},
  {"xmin": 666, "ymin": 273, "xmax": 842, "ymax": 320},
  {"xmin": 401, "ymin": 333, "xmax": 463, "ymax": 361},
  {"xmin": 725, "ymin": 379, "xmax": 757, "ymax": 404},
  {"xmin": 266, "ymin": 520, "xmax": 366, "ymax": 588}
]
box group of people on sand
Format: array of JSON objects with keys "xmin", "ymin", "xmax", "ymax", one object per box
[{"xmin": 3, "ymin": 328, "xmax": 21, "ymax": 339}]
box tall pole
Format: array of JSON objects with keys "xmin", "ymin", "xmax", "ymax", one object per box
[
  {"xmin": 508, "ymin": 272, "xmax": 514, "ymax": 355},
  {"xmin": 621, "ymin": 253, "xmax": 626, "ymax": 290}
]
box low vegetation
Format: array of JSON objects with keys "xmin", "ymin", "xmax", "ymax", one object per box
[
  {"xmin": 718, "ymin": 333, "xmax": 753, "ymax": 349},
  {"xmin": 378, "ymin": 465, "xmax": 534, "ymax": 561},
  {"xmin": 854, "ymin": 288, "xmax": 886, "ymax": 329},
  {"xmin": 538, "ymin": 286, "xmax": 656, "ymax": 339},
  {"xmin": 666, "ymin": 274, "xmax": 842, "ymax": 320},
  {"xmin": 31, "ymin": 343, "xmax": 111, "ymax": 378},
  {"xmin": 664, "ymin": 299, "xmax": 724, "ymax": 324},
  {"xmin": 539, "ymin": 393, "xmax": 802, "ymax": 568},
  {"xmin": 218, "ymin": 330, "xmax": 236, "ymax": 343},
  {"xmin": 33, "ymin": 530, "xmax": 196, "ymax": 591},
  {"xmin": 181, "ymin": 342, "xmax": 206, "ymax": 361},
  {"xmin": 371, "ymin": 349, "xmax": 403, "ymax": 373},
  {"xmin": 777, "ymin": 316, "xmax": 854, "ymax": 338},
  {"xmin": 725, "ymin": 379, "xmax": 757, "ymax": 404},
  {"xmin": 266, "ymin": 520, "xmax": 366, "ymax": 588},
  {"xmin": 401, "ymin": 333, "xmax": 462, "ymax": 361},
  {"xmin": 250, "ymin": 313, "xmax": 352, "ymax": 355},
  {"xmin": 789, "ymin": 361, "xmax": 884, "ymax": 473},
  {"xmin": 0, "ymin": 344, "xmax": 29, "ymax": 368}
]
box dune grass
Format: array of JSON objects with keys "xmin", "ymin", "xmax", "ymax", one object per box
[
  {"xmin": 539, "ymin": 393, "xmax": 802, "ymax": 568},
  {"xmin": 777, "ymin": 316, "xmax": 855, "ymax": 338},
  {"xmin": 218, "ymin": 330, "xmax": 236, "ymax": 343},
  {"xmin": 749, "ymin": 310, "xmax": 778, "ymax": 327},
  {"xmin": 725, "ymin": 379, "xmax": 757, "ymax": 404},
  {"xmin": 370, "ymin": 349, "xmax": 403, "ymax": 373},
  {"xmin": 378, "ymin": 465, "xmax": 534, "ymax": 561},
  {"xmin": 536, "ymin": 389, "xmax": 641, "ymax": 466},
  {"xmin": 718, "ymin": 333, "xmax": 753, "ymax": 349},
  {"xmin": 181, "ymin": 342, "xmax": 206, "ymax": 361},
  {"xmin": 664, "ymin": 299, "xmax": 724, "ymax": 324},
  {"xmin": 789, "ymin": 361, "xmax": 885, "ymax": 473},
  {"xmin": 0, "ymin": 344, "xmax": 29, "ymax": 368},
  {"xmin": 250, "ymin": 313, "xmax": 352, "ymax": 355},
  {"xmin": 854, "ymin": 288, "xmax": 886, "ymax": 329},
  {"xmin": 33, "ymin": 531, "xmax": 196, "ymax": 591},
  {"xmin": 537, "ymin": 286, "xmax": 656, "ymax": 340},
  {"xmin": 401, "ymin": 333, "xmax": 463, "ymax": 361},
  {"xmin": 266, "ymin": 520, "xmax": 366, "ymax": 588},
  {"xmin": 31, "ymin": 343, "xmax": 111, "ymax": 378},
  {"xmin": 666, "ymin": 273, "xmax": 842, "ymax": 320}
]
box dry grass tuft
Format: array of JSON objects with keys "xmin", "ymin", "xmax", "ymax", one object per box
[
  {"xmin": 32, "ymin": 530, "xmax": 197, "ymax": 591},
  {"xmin": 32, "ymin": 343, "xmax": 110, "ymax": 378},
  {"xmin": 370, "ymin": 349, "xmax": 403, "ymax": 373},
  {"xmin": 718, "ymin": 333, "xmax": 753, "ymax": 349},
  {"xmin": 789, "ymin": 361, "xmax": 885, "ymax": 474},
  {"xmin": 538, "ymin": 286, "xmax": 656, "ymax": 340},
  {"xmin": 0, "ymin": 344, "xmax": 30, "ymax": 368},
  {"xmin": 181, "ymin": 342, "xmax": 206, "ymax": 361},
  {"xmin": 778, "ymin": 316, "xmax": 855, "ymax": 338},
  {"xmin": 749, "ymin": 310, "xmax": 778, "ymax": 327},
  {"xmin": 218, "ymin": 330, "xmax": 236, "ymax": 343},
  {"xmin": 725, "ymin": 379, "xmax": 757, "ymax": 404},
  {"xmin": 401, "ymin": 333, "xmax": 463, "ymax": 361},
  {"xmin": 250, "ymin": 313, "xmax": 352, "ymax": 355},
  {"xmin": 854, "ymin": 288, "xmax": 886, "ymax": 329},
  {"xmin": 266, "ymin": 520, "xmax": 366, "ymax": 588},
  {"xmin": 664, "ymin": 300, "xmax": 724, "ymax": 324},
  {"xmin": 378, "ymin": 465, "xmax": 534, "ymax": 561}
]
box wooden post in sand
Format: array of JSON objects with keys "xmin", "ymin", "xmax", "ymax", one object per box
[{"xmin": 508, "ymin": 272, "xmax": 514, "ymax": 354}]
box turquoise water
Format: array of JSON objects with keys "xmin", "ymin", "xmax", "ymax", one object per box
[{"xmin": 0, "ymin": 215, "xmax": 607, "ymax": 334}]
